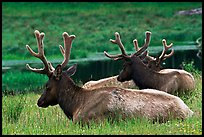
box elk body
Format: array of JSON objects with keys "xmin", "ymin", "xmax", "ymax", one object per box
[
  {"xmin": 83, "ymin": 75, "xmax": 137, "ymax": 90},
  {"xmin": 104, "ymin": 31, "xmax": 195, "ymax": 95},
  {"xmin": 26, "ymin": 30, "xmax": 193, "ymax": 125}
]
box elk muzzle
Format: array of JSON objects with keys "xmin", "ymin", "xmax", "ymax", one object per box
[
  {"xmin": 37, "ymin": 98, "xmax": 48, "ymax": 108},
  {"xmin": 37, "ymin": 93, "xmax": 50, "ymax": 108}
]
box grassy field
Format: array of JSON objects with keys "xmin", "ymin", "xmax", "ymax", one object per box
[
  {"xmin": 2, "ymin": 61, "xmax": 202, "ymax": 135},
  {"xmin": 2, "ymin": 70, "xmax": 202, "ymax": 135},
  {"xmin": 2, "ymin": 2, "xmax": 202, "ymax": 60}
]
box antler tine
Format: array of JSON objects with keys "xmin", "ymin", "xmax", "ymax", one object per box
[
  {"xmin": 159, "ymin": 39, "xmax": 174, "ymax": 61},
  {"xmin": 133, "ymin": 31, "xmax": 151, "ymax": 56},
  {"xmin": 133, "ymin": 39, "xmax": 140, "ymax": 51},
  {"xmin": 60, "ymin": 32, "xmax": 76, "ymax": 68},
  {"xmin": 110, "ymin": 32, "xmax": 128, "ymax": 56},
  {"xmin": 104, "ymin": 51, "xmax": 124, "ymax": 60},
  {"xmin": 133, "ymin": 33, "xmax": 155, "ymax": 61},
  {"xmin": 104, "ymin": 32, "xmax": 129, "ymax": 60},
  {"xmin": 26, "ymin": 30, "xmax": 52, "ymax": 76}
]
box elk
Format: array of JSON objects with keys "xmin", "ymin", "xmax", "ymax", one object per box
[
  {"xmin": 83, "ymin": 76, "xmax": 137, "ymax": 90},
  {"xmin": 82, "ymin": 35, "xmax": 152, "ymax": 90},
  {"xmin": 26, "ymin": 30, "xmax": 193, "ymax": 125},
  {"xmin": 83, "ymin": 32, "xmax": 175, "ymax": 91},
  {"xmin": 104, "ymin": 31, "xmax": 195, "ymax": 95}
]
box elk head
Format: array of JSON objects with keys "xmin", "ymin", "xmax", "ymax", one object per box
[
  {"xmin": 104, "ymin": 31, "xmax": 151, "ymax": 82},
  {"xmin": 26, "ymin": 30, "xmax": 76, "ymax": 108}
]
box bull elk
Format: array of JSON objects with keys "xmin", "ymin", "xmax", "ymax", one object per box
[
  {"xmin": 83, "ymin": 32, "xmax": 175, "ymax": 91},
  {"xmin": 26, "ymin": 30, "xmax": 193, "ymax": 125},
  {"xmin": 104, "ymin": 31, "xmax": 195, "ymax": 95}
]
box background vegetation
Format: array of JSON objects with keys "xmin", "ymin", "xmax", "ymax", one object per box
[
  {"xmin": 2, "ymin": 2, "xmax": 202, "ymax": 135},
  {"xmin": 2, "ymin": 2, "xmax": 202, "ymax": 60}
]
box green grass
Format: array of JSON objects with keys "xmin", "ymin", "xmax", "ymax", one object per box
[
  {"xmin": 2, "ymin": 70, "xmax": 84, "ymax": 95},
  {"xmin": 2, "ymin": 70, "xmax": 202, "ymax": 135},
  {"xmin": 2, "ymin": 71, "xmax": 47, "ymax": 94},
  {"xmin": 2, "ymin": 2, "xmax": 202, "ymax": 60}
]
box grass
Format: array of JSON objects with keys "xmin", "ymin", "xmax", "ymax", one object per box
[
  {"xmin": 2, "ymin": 71, "xmax": 47, "ymax": 94},
  {"xmin": 2, "ymin": 69, "xmax": 84, "ymax": 95},
  {"xmin": 2, "ymin": 2, "xmax": 202, "ymax": 60},
  {"xmin": 2, "ymin": 69, "xmax": 202, "ymax": 135}
]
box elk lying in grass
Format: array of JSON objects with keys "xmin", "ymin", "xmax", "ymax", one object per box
[
  {"xmin": 26, "ymin": 30, "xmax": 193, "ymax": 125},
  {"xmin": 82, "ymin": 34, "xmax": 144, "ymax": 90},
  {"xmin": 83, "ymin": 76, "xmax": 136, "ymax": 90},
  {"xmin": 104, "ymin": 31, "xmax": 195, "ymax": 95},
  {"xmin": 83, "ymin": 32, "xmax": 176, "ymax": 91},
  {"xmin": 83, "ymin": 32, "xmax": 175, "ymax": 90}
]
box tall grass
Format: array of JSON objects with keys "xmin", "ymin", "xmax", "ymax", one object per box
[{"xmin": 3, "ymin": 94, "xmax": 26, "ymax": 123}]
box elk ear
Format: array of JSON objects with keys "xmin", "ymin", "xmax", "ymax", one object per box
[
  {"xmin": 66, "ymin": 64, "xmax": 77, "ymax": 77},
  {"xmin": 53, "ymin": 64, "xmax": 62, "ymax": 80}
]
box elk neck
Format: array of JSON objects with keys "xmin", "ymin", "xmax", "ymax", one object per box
[
  {"xmin": 57, "ymin": 72, "xmax": 86, "ymax": 120},
  {"xmin": 131, "ymin": 57, "xmax": 166, "ymax": 89}
]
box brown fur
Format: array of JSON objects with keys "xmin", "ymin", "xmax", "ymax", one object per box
[
  {"xmin": 103, "ymin": 31, "xmax": 195, "ymax": 95},
  {"xmin": 117, "ymin": 56, "xmax": 195, "ymax": 95},
  {"xmin": 83, "ymin": 75, "xmax": 137, "ymax": 90}
]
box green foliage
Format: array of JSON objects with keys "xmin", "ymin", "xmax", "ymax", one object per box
[
  {"xmin": 2, "ymin": 2, "xmax": 202, "ymax": 60},
  {"xmin": 182, "ymin": 60, "xmax": 201, "ymax": 75}
]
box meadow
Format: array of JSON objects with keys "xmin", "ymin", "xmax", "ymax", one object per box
[
  {"xmin": 2, "ymin": 2, "xmax": 202, "ymax": 60},
  {"xmin": 2, "ymin": 2, "xmax": 202, "ymax": 135},
  {"xmin": 2, "ymin": 69, "xmax": 202, "ymax": 135}
]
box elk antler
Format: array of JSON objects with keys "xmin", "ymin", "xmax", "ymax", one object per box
[
  {"xmin": 132, "ymin": 31, "xmax": 152, "ymax": 62},
  {"xmin": 104, "ymin": 31, "xmax": 151, "ymax": 60},
  {"xmin": 26, "ymin": 30, "xmax": 76, "ymax": 77},
  {"xmin": 155, "ymin": 39, "xmax": 174, "ymax": 66},
  {"xmin": 133, "ymin": 33, "xmax": 174, "ymax": 70},
  {"xmin": 26, "ymin": 30, "xmax": 53, "ymax": 76},
  {"xmin": 132, "ymin": 31, "xmax": 151, "ymax": 56},
  {"xmin": 59, "ymin": 32, "xmax": 76, "ymax": 68},
  {"xmin": 104, "ymin": 32, "xmax": 129, "ymax": 60}
]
